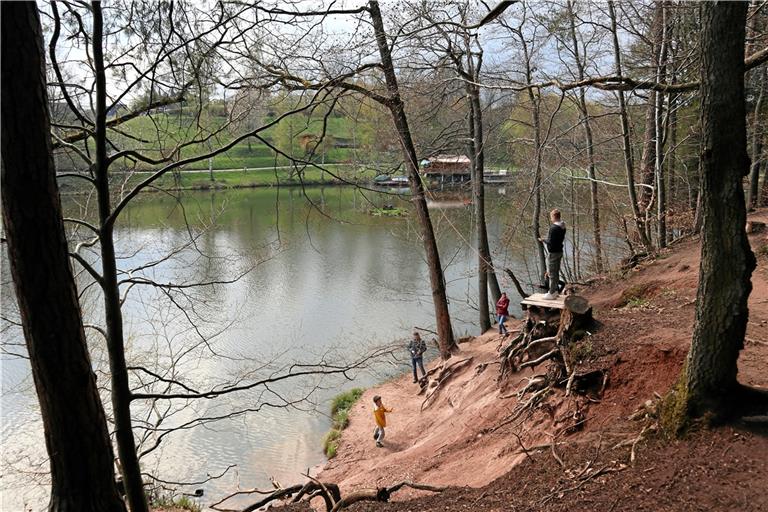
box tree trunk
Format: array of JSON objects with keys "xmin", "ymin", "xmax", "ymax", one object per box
[
  {"xmin": 467, "ymin": 88, "xmax": 491, "ymax": 332},
  {"xmin": 655, "ymin": 2, "xmax": 669, "ymax": 247},
  {"xmin": 639, "ymin": 2, "xmax": 666, "ymax": 244},
  {"xmin": 470, "ymin": 88, "xmax": 502, "ymax": 305},
  {"xmin": 668, "ymin": 91, "xmax": 678, "ymax": 207},
  {"xmin": 747, "ymin": 66, "xmax": 765, "ymax": 209},
  {"xmin": 761, "ymin": 132, "xmax": 768, "ymax": 207},
  {"xmin": 608, "ymin": 1, "xmax": 653, "ymax": 253},
  {"xmin": 517, "ymin": 30, "xmax": 547, "ymax": 285},
  {"xmin": 369, "ymin": 1, "xmax": 457, "ymax": 359},
  {"xmin": 91, "ymin": 3, "xmax": 150, "ymax": 511},
  {"xmin": 665, "ymin": 1, "xmax": 756, "ymax": 430},
  {"xmin": 463, "ymin": 39, "xmax": 500, "ymax": 331},
  {"xmin": 0, "ymin": 4, "xmax": 126, "ymax": 511},
  {"xmin": 567, "ymin": 0, "xmax": 603, "ymax": 273}
]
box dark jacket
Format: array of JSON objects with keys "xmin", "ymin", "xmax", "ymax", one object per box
[
  {"xmin": 496, "ymin": 295, "xmax": 510, "ymax": 316},
  {"xmin": 543, "ymin": 222, "xmax": 566, "ymax": 253},
  {"xmin": 407, "ymin": 337, "xmax": 427, "ymax": 359}
]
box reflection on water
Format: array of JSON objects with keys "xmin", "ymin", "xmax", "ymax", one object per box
[{"xmin": 1, "ymin": 185, "xmax": 621, "ymax": 510}]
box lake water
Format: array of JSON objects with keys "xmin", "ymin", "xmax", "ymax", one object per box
[{"xmin": 0, "ymin": 184, "xmax": 620, "ymax": 510}]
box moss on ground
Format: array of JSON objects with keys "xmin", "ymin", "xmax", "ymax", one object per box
[{"xmin": 323, "ymin": 388, "xmax": 365, "ymax": 458}]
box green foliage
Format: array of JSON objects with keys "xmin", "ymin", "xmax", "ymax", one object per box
[
  {"xmin": 323, "ymin": 429, "xmax": 342, "ymax": 459},
  {"xmin": 148, "ymin": 492, "xmax": 202, "ymax": 512},
  {"xmin": 57, "ymin": 165, "xmax": 377, "ymax": 194},
  {"xmin": 614, "ymin": 282, "xmax": 659, "ymax": 308},
  {"xmin": 627, "ymin": 297, "xmax": 650, "ymax": 308},
  {"xmin": 324, "ymin": 388, "xmax": 365, "ymax": 458},
  {"xmin": 570, "ymin": 339, "xmax": 594, "ymax": 361},
  {"xmin": 369, "ymin": 207, "xmax": 408, "ymax": 217},
  {"xmin": 330, "ymin": 388, "xmax": 364, "ymax": 417}
]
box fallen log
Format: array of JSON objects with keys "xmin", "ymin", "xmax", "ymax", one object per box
[{"xmin": 329, "ymin": 481, "xmax": 446, "ymax": 512}]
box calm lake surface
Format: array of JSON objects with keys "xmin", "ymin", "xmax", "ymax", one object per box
[{"xmin": 1, "ymin": 184, "xmax": 620, "ymax": 510}]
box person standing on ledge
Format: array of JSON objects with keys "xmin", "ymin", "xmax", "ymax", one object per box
[{"xmin": 539, "ymin": 209, "xmax": 566, "ymax": 300}]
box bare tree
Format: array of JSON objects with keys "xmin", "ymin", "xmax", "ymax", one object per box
[
  {"xmin": 415, "ymin": 1, "xmax": 503, "ymax": 331},
  {"xmin": 368, "ymin": 1, "xmax": 457, "ymax": 357},
  {"xmin": 563, "ymin": 0, "xmax": 604, "ymax": 272},
  {"xmin": 608, "ymin": 0, "xmax": 653, "ymax": 254},
  {"xmin": 45, "ymin": 2, "xmax": 379, "ymax": 508},
  {"xmin": 1, "ymin": 3, "xmax": 125, "ymax": 510}
]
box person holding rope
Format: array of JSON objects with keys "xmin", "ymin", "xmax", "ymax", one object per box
[{"xmin": 538, "ymin": 209, "xmax": 566, "ymax": 300}]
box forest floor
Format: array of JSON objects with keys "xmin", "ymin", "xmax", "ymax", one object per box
[{"xmin": 270, "ymin": 209, "xmax": 768, "ymax": 512}]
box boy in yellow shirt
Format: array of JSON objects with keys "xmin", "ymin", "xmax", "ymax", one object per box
[{"xmin": 372, "ymin": 395, "xmax": 392, "ymax": 448}]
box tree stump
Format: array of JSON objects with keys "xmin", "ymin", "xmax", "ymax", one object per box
[{"xmin": 556, "ymin": 295, "xmax": 594, "ymax": 343}]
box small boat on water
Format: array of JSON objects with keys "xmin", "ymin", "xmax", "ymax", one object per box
[
  {"xmin": 373, "ymin": 175, "xmax": 409, "ymax": 187},
  {"xmin": 426, "ymin": 199, "xmax": 471, "ymax": 209},
  {"xmin": 484, "ymin": 169, "xmax": 514, "ymax": 183}
]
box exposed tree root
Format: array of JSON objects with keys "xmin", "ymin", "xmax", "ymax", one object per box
[
  {"xmin": 235, "ymin": 479, "xmax": 444, "ymax": 512},
  {"xmin": 329, "ymin": 481, "xmax": 447, "ymax": 512},
  {"xmin": 540, "ymin": 462, "xmax": 627, "ymax": 505},
  {"xmin": 420, "ymin": 357, "xmax": 473, "ymax": 411},
  {"xmin": 491, "ymin": 386, "xmax": 553, "ymax": 433},
  {"xmin": 499, "ymin": 295, "xmax": 600, "ymax": 402}
]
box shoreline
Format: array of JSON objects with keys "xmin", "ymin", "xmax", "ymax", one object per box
[{"xmin": 307, "ymin": 216, "xmax": 768, "ymax": 510}]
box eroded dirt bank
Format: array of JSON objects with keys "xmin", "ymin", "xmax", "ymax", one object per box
[{"xmin": 296, "ymin": 211, "xmax": 768, "ymax": 512}]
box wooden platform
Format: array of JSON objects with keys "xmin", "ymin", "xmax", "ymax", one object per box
[{"xmin": 521, "ymin": 293, "xmax": 567, "ymax": 310}]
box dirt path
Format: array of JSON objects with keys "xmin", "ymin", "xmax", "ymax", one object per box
[{"xmin": 307, "ymin": 211, "xmax": 768, "ymax": 511}]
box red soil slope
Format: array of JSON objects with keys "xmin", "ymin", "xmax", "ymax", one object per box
[{"xmin": 307, "ymin": 210, "xmax": 768, "ymax": 512}]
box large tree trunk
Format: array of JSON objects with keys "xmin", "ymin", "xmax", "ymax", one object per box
[
  {"xmin": 91, "ymin": 3, "xmax": 150, "ymax": 511},
  {"xmin": 608, "ymin": 1, "xmax": 653, "ymax": 253},
  {"xmin": 639, "ymin": 2, "xmax": 667, "ymax": 245},
  {"xmin": 464, "ymin": 42, "xmax": 500, "ymax": 331},
  {"xmin": 665, "ymin": 1, "xmax": 756, "ymax": 430},
  {"xmin": 0, "ymin": 4, "xmax": 126, "ymax": 511},
  {"xmin": 467, "ymin": 86, "xmax": 491, "ymax": 332},
  {"xmin": 567, "ymin": 0, "xmax": 603, "ymax": 273},
  {"xmin": 369, "ymin": 1, "xmax": 457, "ymax": 359}
]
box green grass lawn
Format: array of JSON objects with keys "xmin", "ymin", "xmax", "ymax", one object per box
[
  {"xmin": 59, "ymin": 164, "xmax": 378, "ymax": 194},
  {"xmin": 56, "ymin": 107, "xmax": 370, "ymax": 174}
]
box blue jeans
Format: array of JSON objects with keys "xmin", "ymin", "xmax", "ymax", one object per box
[
  {"xmin": 411, "ymin": 357, "xmax": 426, "ymax": 380},
  {"xmin": 497, "ymin": 314, "xmax": 508, "ymax": 335}
]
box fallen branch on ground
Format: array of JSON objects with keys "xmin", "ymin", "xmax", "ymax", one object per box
[
  {"xmin": 329, "ymin": 481, "xmax": 447, "ymax": 512},
  {"xmin": 540, "ymin": 462, "xmax": 628, "ymax": 505}
]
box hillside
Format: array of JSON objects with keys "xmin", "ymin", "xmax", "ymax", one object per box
[{"xmin": 276, "ymin": 210, "xmax": 768, "ymax": 512}]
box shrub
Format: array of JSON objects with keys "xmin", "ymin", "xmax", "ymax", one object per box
[
  {"xmin": 331, "ymin": 388, "xmax": 364, "ymax": 417},
  {"xmin": 323, "ymin": 388, "xmax": 364, "ymax": 458}
]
